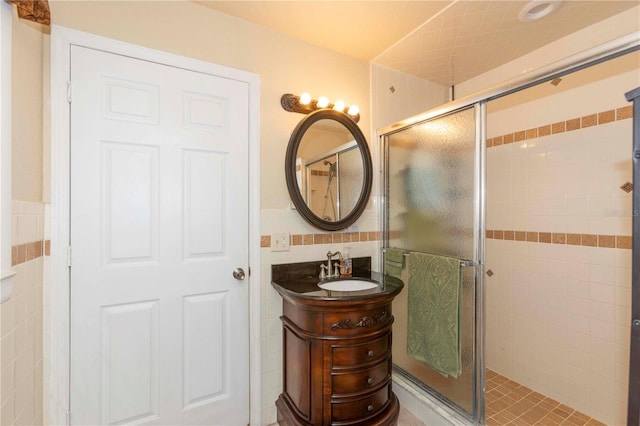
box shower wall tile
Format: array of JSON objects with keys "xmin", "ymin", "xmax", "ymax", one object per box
[
  {"xmin": 485, "ymin": 64, "xmax": 636, "ymax": 426},
  {"xmin": 371, "ymin": 64, "xmax": 449, "ymax": 130},
  {"xmin": 486, "ymin": 239, "xmax": 631, "ymax": 425}
]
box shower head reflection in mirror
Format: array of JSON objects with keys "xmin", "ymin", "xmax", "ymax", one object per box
[
  {"xmin": 321, "ymin": 160, "xmax": 337, "ymax": 221},
  {"xmin": 301, "ymin": 141, "xmax": 359, "ymax": 223}
]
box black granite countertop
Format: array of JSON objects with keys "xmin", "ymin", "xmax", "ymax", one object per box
[{"xmin": 271, "ymin": 257, "xmax": 404, "ymax": 301}]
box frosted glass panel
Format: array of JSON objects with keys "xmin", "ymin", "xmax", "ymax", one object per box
[
  {"xmin": 385, "ymin": 106, "xmax": 478, "ymax": 419},
  {"xmin": 387, "ymin": 107, "xmax": 476, "ymax": 259}
]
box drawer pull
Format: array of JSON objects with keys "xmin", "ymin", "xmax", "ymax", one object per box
[
  {"xmin": 366, "ymin": 377, "xmax": 374, "ymax": 385},
  {"xmin": 367, "ymin": 350, "xmax": 374, "ymax": 357},
  {"xmin": 367, "ymin": 405, "xmax": 374, "ymax": 412}
]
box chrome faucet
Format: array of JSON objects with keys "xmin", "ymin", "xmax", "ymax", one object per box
[{"xmin": 326, "ymin": 251, "xmax": 342, "ymax": 278}]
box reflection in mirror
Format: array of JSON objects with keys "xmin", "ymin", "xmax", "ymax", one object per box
[
  {"xmin": 297, "ymin": 120, "xmax": 363, "ymax": 221},
  {"xmin": 285, "ymin": 109, "xmax": 372, "ymax": 231}
]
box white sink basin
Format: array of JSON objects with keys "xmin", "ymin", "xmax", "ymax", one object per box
[{"xmin": 318, "ymin": 280, "xmax": 378, "ymax": 292}]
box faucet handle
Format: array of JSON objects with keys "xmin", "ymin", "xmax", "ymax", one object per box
[
  {"xmin": 319, "ymin": 264, "xmax": 328, "ymax": 279},
  {"xmin": 333, "ymin": 262, "xmax": 340, "ymax": 277}
]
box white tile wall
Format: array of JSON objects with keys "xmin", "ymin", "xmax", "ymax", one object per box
[
  {"xmin": 371, "ymin": 64, "xmax": 449, "ymax": 131},
  {"xmin": 11, "ymin": 201, "xmax": 44, "ymax": 246},
  {"xmin": 1, "ymin": 201, "xmax": 44, "ymax": 426},
  {"xmin": 485, "ymin": 65, "xmax": 637, "ymax": 425},
  {"xmin": 486, "ymin": 121, "xmax": 632, "ymax": 236}
]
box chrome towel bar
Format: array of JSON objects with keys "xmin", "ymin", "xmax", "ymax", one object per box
[{"xmin": 382, "ymin": 248, "xmax": 477, "ymax": 268}]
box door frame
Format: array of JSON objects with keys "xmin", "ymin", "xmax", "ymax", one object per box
[{"xmin": 49, "ymin": 25, "xmax": 261, "ymax": 425}]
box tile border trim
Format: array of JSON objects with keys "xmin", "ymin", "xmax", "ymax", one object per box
[
  {"xmin": 487, "ymin": 105, "xmax": 632, "ymax": 148},
  {"xmin": 12, "ymin": 239, "xmax": 51, "ymax": 266},
  {"xmin": 261, "ymin": 231, "xmax": 381, "ymax": 248},
  {"xmin": 259, "ymin": 229, "xmax": 631, "ymax": 250},
  {"xmin": 486, "ymin": 229, "xmax": 631, "ymax": 249}
]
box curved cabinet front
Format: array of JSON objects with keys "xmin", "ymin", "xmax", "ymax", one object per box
[{"xmin": 274, "ymin": 286, "xmax": 401, "ymax": 426}]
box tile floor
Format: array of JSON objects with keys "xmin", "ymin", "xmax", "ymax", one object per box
[
  {"xmin": 485, "ymin": 370, "xmax": 606, "ymax": 426},
  {"xmin": 397, "ymin": 370, "xmax": 608, "ymax": 425}
]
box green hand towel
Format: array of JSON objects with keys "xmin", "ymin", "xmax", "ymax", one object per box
[
  {"xmin": 407, "ymin": 252, "xmax": 462, "ymax": 378},
  {"xmin": 384, "ymin": 248, "xmax": 405, "ymax": 278}
]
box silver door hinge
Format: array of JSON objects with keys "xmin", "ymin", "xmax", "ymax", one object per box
[
  {"xmin": 66, "ymin": 81, "xmax": 72, "ymax": 103},
  {"xmin": 67, "ymin": 246, "xmax": 72, "ymax": 267},
  {"xmin": 66, "ymin": 410, "xmax": 71, "ymax": 425}
]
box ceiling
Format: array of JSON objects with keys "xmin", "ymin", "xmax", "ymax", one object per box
[{"xmin": 195, "ymin": 0, "xmax": 638, "ymax": 86}]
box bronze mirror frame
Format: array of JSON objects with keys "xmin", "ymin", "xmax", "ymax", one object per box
[{"xmin": 284, "ymin": 109, "xmax": 373, "ymax": 231}]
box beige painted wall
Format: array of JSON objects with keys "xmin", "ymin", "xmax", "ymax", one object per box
[
  {"xmin": 48, "ymin": 0, "xmax": 371, "ymax": 212},
  {"xmin": 11, "ymin": 11, "xmax": 44, "ymax": 202}
]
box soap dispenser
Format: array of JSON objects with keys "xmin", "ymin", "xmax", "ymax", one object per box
[{"xmin": 340, "ymin": 247, "xmax": 352, "ymax": 276}]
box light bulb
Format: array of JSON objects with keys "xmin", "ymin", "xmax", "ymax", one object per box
[
  {"xmin": 333, "ymin": 100, "xmax": 345, "ymax": 112},
  {"xmin": 316, "ymin": 96, "xmax": 329, "ymax": 108},
  {"xmin": 299, "ymin": 92, "xmax": 311, "ymax": 105},
  {"xmin": 347, "ymin": 105, "xmax": 359, "ymax": 116}
]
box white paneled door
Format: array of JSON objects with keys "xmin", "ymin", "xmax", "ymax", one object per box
[{"xmin": 69, "ymin": 46, "xmax": 249, "ymax": 425}]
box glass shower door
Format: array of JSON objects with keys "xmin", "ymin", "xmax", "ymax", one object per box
[{"xmin": 383, "ymin": 105, "xmax": 485, "ymax": 424}]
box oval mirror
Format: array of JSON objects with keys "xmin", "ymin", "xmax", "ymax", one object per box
[{"xmin": 285, "ymin": 109, "xmax": 373, "ymax": 231}]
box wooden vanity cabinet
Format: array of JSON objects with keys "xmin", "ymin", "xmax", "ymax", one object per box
[{"xmin": 275, "ymin": 292, "xmax": 400, "ymax": 426}]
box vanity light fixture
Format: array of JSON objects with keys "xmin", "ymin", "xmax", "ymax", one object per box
[{"xmin": 280, "ymin": 93, "xmax": 360, "ymax": 123}]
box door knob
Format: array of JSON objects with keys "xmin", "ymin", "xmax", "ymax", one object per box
[{"xmin": 233, "ymin": 268, "xmax": 246, "ymax": 281}]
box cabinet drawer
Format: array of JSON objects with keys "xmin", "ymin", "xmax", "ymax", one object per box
[
  {"xmin": 323, "ymin": 306, "xmax": 391, "ymax": 336},
  {"xmin": 331, "ymin": 333, "xmax": 390, "ymax": 367},
  {"xmin": 331, "ymin": 360, "xmax": 389, "ymax": 396},
  {"xmin": 331, "ymin": 384, "xmax": 390, "ymax": 423}
]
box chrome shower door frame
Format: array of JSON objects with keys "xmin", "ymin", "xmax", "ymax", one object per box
[
  {"xmin": 379, "ymin": 102, "xmax": 487, "ymax": 425},
  {"xmin": 625, "ymin": 86, "xmax": 640, "ymax": 426},
  {"xmin": 376, "ymin": 33, "xmax": 639, "ymax": 426}
]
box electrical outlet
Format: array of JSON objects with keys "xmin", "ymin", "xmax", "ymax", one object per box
[{"xmin": 271, "ymin": 233, "xmax": 290, "ymax": 252}]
